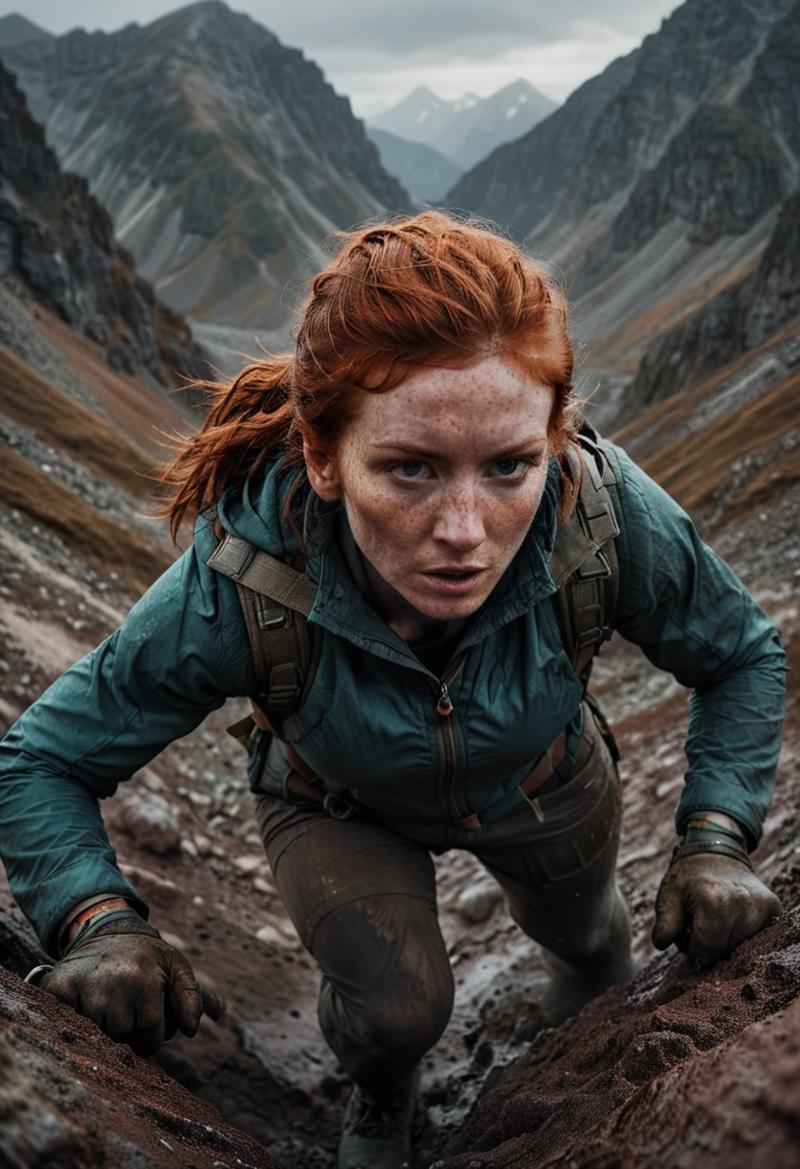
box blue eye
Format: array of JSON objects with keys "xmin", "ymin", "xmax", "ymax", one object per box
[
  {"xmin": 393, "ymin": 461, "xmax": 427, "ymax": 479},
  {"xmin": 491, "ymin": 458, "xmax": 526, "ymax": 477}
]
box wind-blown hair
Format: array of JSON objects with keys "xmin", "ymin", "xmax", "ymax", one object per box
[{"xmin": 157, "ymin": 209, "xmax": 580, "ymax": 540}]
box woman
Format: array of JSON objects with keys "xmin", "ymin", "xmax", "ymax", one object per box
[{"xmin": 0, "ymin": 211, "xmax": 785, "ymax": 1169}]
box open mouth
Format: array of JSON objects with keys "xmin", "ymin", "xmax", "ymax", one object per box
[
  {"xmin": 424, "ymin": 568, "xmax": 485, "ymax": 591},
  {"xmin": 428, "ymin": 569, "xmax": 479, "ymax": 578}
]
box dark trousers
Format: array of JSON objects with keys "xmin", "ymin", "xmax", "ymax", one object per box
[{"xmin": 253, "ymin": 707, "xmax": 626, "ymax": 1094}]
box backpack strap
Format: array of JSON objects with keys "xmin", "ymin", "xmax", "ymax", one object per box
[
  {"xmin": 551, "ymin": 430, "xmax": 620, "ymax": 689},
  {"xmin": 206, "ymin": 532, "xmax": 316, "ymax": 742}
]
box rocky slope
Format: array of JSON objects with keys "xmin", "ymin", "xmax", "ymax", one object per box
[
  {"xmin": 0, "ymin": 2, "xmax": 798, "ymax": 1165},
  {"xmin": 444, "ymin": 53, "xmax": 637, "ymax": 241},
  {"xmin": 0, "ymin": 0, "xmax": 412, "ymax": 330},
  {"xmin": 447, "ymin": 0, "xmax": 799, "ymax": 430},
  {"xmin": 370, "ymin": 80, "xmax": 557, "ymax": 172},
  {"xmin": 450, "ymin": 0, "xmax": 794, "ymax": 241},
  {"xmin": 0, "ymin": 61, "xmax": 208, "ymax": 393},
  {"xmin": 0, "ymin": 189, "xmax": 798, "ymax": 1163},
  {"xmin": 564, "ymin": 0, "xmax": 799, "ymax": 293},
  {"xmin": 629, "ymin": 189, "xmax": 800, "ymax": 417},
  {"xmin": 0, "ymin": 942, "xmax": 282, "ymax": 1169},
  {"xmin": 1, "ymin": 357, "xmax": 798, "ymax": 1168}
]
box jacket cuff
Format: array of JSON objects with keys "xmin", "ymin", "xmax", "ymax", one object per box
[
  {"xmin": 676, "ymin": 780, "xmax": 762, "ymax": 851},
  {"xmin": 30, "ymin": 860, "xmax": 150, "ymax": 957},
  {"xmin": 55, "ymin": 892, "xmax": 138, "ymax": 956}
]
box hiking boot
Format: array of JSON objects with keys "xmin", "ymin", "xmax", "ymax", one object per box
[{"xmin": 337, "ymin": 1070, "xmax": 420, "ymax": 1169}]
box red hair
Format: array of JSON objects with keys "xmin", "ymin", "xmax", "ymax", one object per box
[{"xmin": 157, "ymin": 210, "xmax": 579, "ymax": 540}]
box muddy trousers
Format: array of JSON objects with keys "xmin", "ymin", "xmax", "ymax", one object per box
[{"xmin": 253, "ymin": 710, "xmax": 628, "ymax": 1096}]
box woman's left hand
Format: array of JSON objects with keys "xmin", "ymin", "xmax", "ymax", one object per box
[{"xmin": 652, "ymin": 852, "xmax": 782, "ymax": 965}]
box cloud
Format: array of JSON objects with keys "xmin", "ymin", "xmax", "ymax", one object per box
[
  {"xmin": 251, "ymin": 0, "xmax": 678, "ymax": 58},
  {"xmin": 317, "ymin": 24, "xmax": 643, "ymax": 111},
  {"xmin": 8, "ymin": 0, "xmax": 679, "ymax": 56},
  {"xmin": 3, "ymin": 0, "xmax": 680, "ymax": 111}
]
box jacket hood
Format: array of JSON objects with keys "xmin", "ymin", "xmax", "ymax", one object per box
[{"xmin": 216, "ymin": 453, "xmax": 308, "ymax": 560}]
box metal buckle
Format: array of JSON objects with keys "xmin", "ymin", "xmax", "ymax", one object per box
[
  {"xmin": 323, "ymin": 792, "xmax": 356, "ymax": 820},
  {"xmin": 24, "ymin": 963, "xmax": 54, "ymax": 985}
]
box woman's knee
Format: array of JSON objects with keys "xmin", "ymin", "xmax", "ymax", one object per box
[
  {"xmin": 313, "ymin": 893, "xmax": 455, "ymax": 1062},
  {"xmin": 358, "ymin": 961, "xmax": 455, "ymax": 1062}
]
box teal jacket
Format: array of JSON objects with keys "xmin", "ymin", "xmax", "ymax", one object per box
[{"xmin": 0, "ymin": 441, "xmax": 786, "ymax": 953}]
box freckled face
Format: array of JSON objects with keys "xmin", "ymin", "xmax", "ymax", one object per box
[{"xmin": 305, "ymin": 354, "xmax": 553, "ymax": 627}]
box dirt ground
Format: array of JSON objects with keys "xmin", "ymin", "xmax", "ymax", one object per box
[{"xmin": 0, "ymin": 472, "xmax": 798, "ymax": 1168}]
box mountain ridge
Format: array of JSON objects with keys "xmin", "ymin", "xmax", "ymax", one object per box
[
  {"xmin": 1, "ymin": 2, "xmax": 413, "ymax": 330},
  {"xmin": 0, "ymin": 60, "xmax": 208, "ymax": 393},
  {"xmin": 369, "ymin": 78, "xmax": 557, "ymax": 171}
]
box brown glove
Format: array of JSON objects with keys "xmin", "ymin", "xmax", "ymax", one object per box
[
  {"xmin": 652, "ymin": 817, "xmax": 782, "ymax": 966},
  {"xmin": 41, "ymin": 909, "xmax": 203, "ymax": 1055}
]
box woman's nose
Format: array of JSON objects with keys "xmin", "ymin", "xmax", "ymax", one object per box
[{"xmin": 431, "ymin": 490, "xmax": 486, "ymax": 550}]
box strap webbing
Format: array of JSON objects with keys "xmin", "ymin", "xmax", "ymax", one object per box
[
  {"xmin": 207, "ymin": 531, "xmax": 314, "ymax": 727},
  {"xmin": 552, "ymin": 435, "xmax": 620, "ymax": 686},
  {"xmin": 207, "ymin": 532, "xmax": 317, "ymax": 616}
]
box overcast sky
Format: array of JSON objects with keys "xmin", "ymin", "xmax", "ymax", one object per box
[{"xmin": 3, "ymin": 0, "xmax": 681, "ymax": 112}]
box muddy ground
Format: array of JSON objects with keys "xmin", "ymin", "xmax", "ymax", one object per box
[{"xmin": 0, "ymin": 472, "xmax": 798, "ymax": 1168}]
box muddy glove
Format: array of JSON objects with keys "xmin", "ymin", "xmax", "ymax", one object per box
[
  {"xmin": 652, "ymin": 815, "xmax": 782, "ymax": 966},
  {"xmin": 40, "ymin": 907, "xmax": 203, "ymax": 1055}
]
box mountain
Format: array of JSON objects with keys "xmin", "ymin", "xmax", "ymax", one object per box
[
  {"xmin": 0, "ymin": 0, "xmax": 412, "ymax": 331},
  {"xmin": 369, "ymin": 80, "xmax": 557, "ymax": 170},
  {"xmin": 366, "ymin": 128, "xmax": 463, "ymax": 204},
  {"xmin": 445, "ymin": 0, "xmax": 798, "ymax": 431},
  {"xmin": 436, "ymin": 80, "xmax": 558, "ymax": 171},
  {"xmin": 0, "ymin": 60, "xmax": 207, "ymax": 392},
  {"xmin": 368, "ymin": 85, "xmax": 481, "ymax": 147},
  {"xmin": 449, "ymin": 0, "xmax": 794, "ymax": 239},
  {"xmin": 444, "ymin": 53, "xmax": 637, "ymax": 240},
  {"xmin": 0, "ymin": 13, "xmax": 52, "ymax": 48},
  {"xmin": 629, "ymin": 189, "xmax": 800, "ymax": 417}
]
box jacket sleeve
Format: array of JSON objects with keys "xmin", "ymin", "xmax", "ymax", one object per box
[
  {"xmin": 604, "ymin": 442, "xmax": 787, "ymax": 849},
  {"xmin": 0, "ymin": 514, "xmax": 255, "ymax": 954}
]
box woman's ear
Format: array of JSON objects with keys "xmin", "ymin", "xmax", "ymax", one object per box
[{"xmin": 303, "ymin": 437, "xmax": 341, "ymax": 502}]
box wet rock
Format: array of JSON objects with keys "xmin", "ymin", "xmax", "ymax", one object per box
[
  {"xmin": 117, "ymin": 792, "xmax": 181, "ymax": 856},
  {"xmin": 119, "ymin": 862, "xmax": 180, "ymax": 906},
  {"xmin": 256, "ymin": 924, "xmax": 294, "ymax": 949},
  {"xmin": 194, "ymin": 834, "xmax": 213, "ymax": 858},
  {"xmin": 234, "ymin": 855, "xmax": 266, "ymax": 876},
  {"xmin": 140, "ymin": 768, "xmax": 166, "ymax": 793},
  {"xmin": 456, "ymin": 885, "xmax": 503, "ymax": 925}
]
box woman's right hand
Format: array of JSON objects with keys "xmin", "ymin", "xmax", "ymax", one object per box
[{"xmin": 41, "ymin": 918, "xmax": 204, "ymax": 1055}]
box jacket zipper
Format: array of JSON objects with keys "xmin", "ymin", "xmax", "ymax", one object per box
[{"xmin": 433, "ymin": 656, "xmax": 468, "ymax": 822}]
